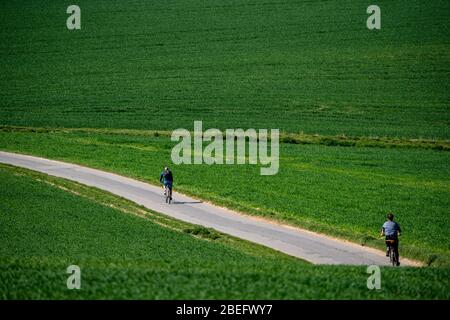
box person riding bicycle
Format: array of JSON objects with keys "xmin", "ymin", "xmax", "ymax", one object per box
[
  {"xmin": 159, "ymin": 166, "xmax": 173, "ymax": 200},
  {"xmin": 381, "ymin": 213, "xmax": 402, "ymax": 266}
]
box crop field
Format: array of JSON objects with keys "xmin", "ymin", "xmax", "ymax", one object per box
[
  {"xmin": 1, "ymin": 164, "xmax": 449, "ymax": 299},
  {"xmin": 0, "ymin": 0, "xmax": 449, "ymax": 301},
  {"xmin": 0, "ymin": 0, "xmax": 449, "ymax": 138},
  {"xmin": 0, "ymin": 129, "xmax": 449, "ymax": 267}
]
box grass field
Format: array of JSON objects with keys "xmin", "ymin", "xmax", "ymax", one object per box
[
  {"xmin": 1, "ymin": 0, "xmax": 449, "ymax": 138},
  {"xmin": 1, "ymin": 164, "xmax": 449, "ymax": 299},
  {"xmin": 1, "ymin": 129, "xmax": 449, "ymax": 267},
  {"xmin": 0, "ymin": 0, "xmax": 449, "ymax": 300}
]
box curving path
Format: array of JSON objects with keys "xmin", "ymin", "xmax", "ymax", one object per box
[{"xmin": 0, "ymin": 151, "xmax": 420, "ymax": 266}]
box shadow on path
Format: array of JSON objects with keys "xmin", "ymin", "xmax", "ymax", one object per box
[{"xmin": 171, "ymin": 200, "xmax": 203, "ymax": 205}]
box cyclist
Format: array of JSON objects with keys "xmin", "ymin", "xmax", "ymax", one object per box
[
  {"xmin": 381, "ymin": 213, "xmax": 402, "ymax": 266},
  {"xmin": 159, "ymin": 166, "xmax": 173, "ymax": 200}
]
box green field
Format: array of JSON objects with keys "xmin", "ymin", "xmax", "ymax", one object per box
[
  {"xmin": 1, "ymin": 164, "xmax": 449, "ymax": 299},
  {"xmin": 1, "ymin": 129, "xmax": 449, "ymax": 266},
  {"xmin": 1, "ymin": 0, "xmax": 449, "ymax": 138},
  {"xmin": 1, "ymin": 0, "xmax": 449, "ymax": 300}
]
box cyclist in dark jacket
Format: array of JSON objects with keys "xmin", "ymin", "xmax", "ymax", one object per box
[
  {"xmin": 381, "ymin": 213, "xmax": 402, "ymax": 266},
  {"xmin": 160, "ymin": 167, "xmax": 173, "ymax": 199}
]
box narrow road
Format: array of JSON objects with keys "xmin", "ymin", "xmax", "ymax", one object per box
[{"xmin": 0, "ymin": 151, "xmax": 420, "ymax": 266}]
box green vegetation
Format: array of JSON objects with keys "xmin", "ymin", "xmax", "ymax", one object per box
[
  {"xmin": 2, "ymin": 126, "xmax": 449, "ymax": 151},
  {"xmin": 1, "ymin": 0, "xmax": 449, "ymax": 138},
  {"xmin": 0, "ymin": 0, "xmax": 449, "ymax": 299},
  {"xmin": 1, "ymin": 129, "xmax": 448, "ymax": 266},
  {"xmin": 1, "ymin": 164, "xmax": 449, "ymax": 299}
]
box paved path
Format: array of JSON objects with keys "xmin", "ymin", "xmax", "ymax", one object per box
[{"xmin": 0, "ymin": 151, "xmax": 420, "ymax": 266}]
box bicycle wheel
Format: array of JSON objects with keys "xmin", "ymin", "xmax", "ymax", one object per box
[
  {"xmin": 165, "ymin": 187, "xmax": 172, "ymax": 204},
  {"xmin": 390, "ymin": 247, "xmax": 396, "ymax": 266},
  {"xmin": 394, "ymin": 249, "xmax": 399, "ymax": 267}
]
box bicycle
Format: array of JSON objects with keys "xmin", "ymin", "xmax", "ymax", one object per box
[
  {"xmin": 164, "ymin": 184, "xmax": 172, "ymax": 204},
  {"xmin": 385, "ymin": 239, "xmax": 399, "ymax": 266}
]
